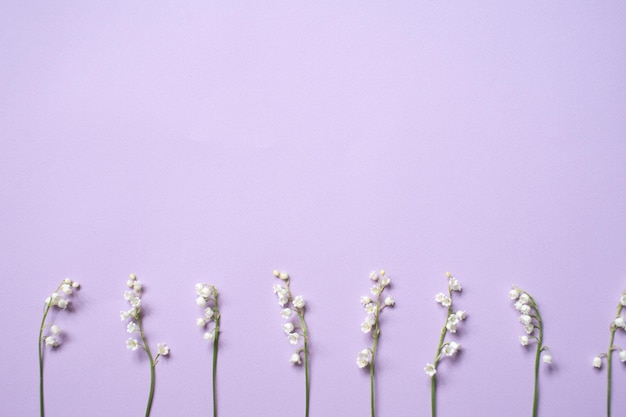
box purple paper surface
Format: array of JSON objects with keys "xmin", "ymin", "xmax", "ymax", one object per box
[{"xmin": 2, "ymin": 2, "xmax": 626, "ymax": 416}]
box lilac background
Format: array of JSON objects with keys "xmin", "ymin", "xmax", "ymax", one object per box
[{"xmin": 2, "ymin": 2, "xmax": 626, "ymax": 416}]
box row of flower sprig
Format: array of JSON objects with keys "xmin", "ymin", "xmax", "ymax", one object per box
[{"xmin": 40, "ymin": 276, "xmax": 626, "ymax": 417}]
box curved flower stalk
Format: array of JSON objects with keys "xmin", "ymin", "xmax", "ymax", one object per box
[
  {"xmin": 39, "ymin": 278, "xmax": 81, "ymax": 417},
  {"xmin": 592, "ymin": 289, "xmax": 626, "ymax": 417},
  {"xmin": 357, "ymin": 270, "xmax": 395, "ymax": 417},
  {"xmin": 196, "ymin": 283, "xmax": 221, "ymax": 417},
  {"xmin": 509, "ymin": 286, "xmax": 551, "ymax": 417},
  {"xmin": 121, "ymin": 274, "xmax": 170, "ymax": 417},
  {"xmin": 273, "ymin": 270, "xmax": 311, "ymax": 417},
  {"xmin": 425, "ymin": 272, "xmax": 466, "ymax": 417}
]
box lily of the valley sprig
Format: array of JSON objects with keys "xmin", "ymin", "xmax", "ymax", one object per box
[
  {"xmin": 425, "ymin": 272, "xmax": 466, "ymax": 417},
  {"xmin": 273, "ymin": 270, "xmax": 311, "ymax": 417},
  {"xmin": 121, "ymin": 274, "xmax": 170, "ymax": 417},
  {"xmin": 196, "ymin": 283, "xmax": 221, "ymax": 417},
  {"xmin": 509, "ymin": 286, "xmax": 551, "ymax": 417},
  {"xmin": 592, "ymin": 290, "xmax": 626, "ymax": 417},
  {"xmin": 39, "ymin": 278, "xmax": 80, "ymax": 417},
  {"xmin": 357, "ymin": 270, "xmax": 395, "ymax": 417}
]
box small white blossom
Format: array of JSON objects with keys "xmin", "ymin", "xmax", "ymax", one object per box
[
  {"xmin": 441, "ymin": 295, "xmax": 452, "ymax": 307},
  {"xmin": 384, "ymin": 296, "xmax": 395, "ymax": 306},
  {"xmin": 288, "ymin": 332, "xmax": 301, "ymax": 345},
  {"xmin": 365, "ymin": 303, "xmax": 377, "ymax": 314},
  {"xmin": 370, "ymin": 286, "xmax": 381, "ymax": 296},
  {"xmin": 50, "ymin": 325, "xmax": 61, "ymax": 335},
  {"xmin": 449, "ymin": 277, "xmax": 462, "ymax": 292},
  {"xmin": 360, "ymin": 296, "xmax": 371, "ymax": 305},
  {"xmin": 615, "ymin": 316, "xmax": 625, "ymax": 329},
  {"xmin": 509, "ymin": 289, "xmax": 520, "ymax": 300},
  {"xmin": 369, "ymin": 271, "xmax": 378, "ymax": 281},
  {"xmin": 44, "ymin": 336, "xmax": 59, "ymax": 348},
  {"xmin": 204, "ymin": 307, "xmax": 214, "ymax": 319},
  {"xmin": 524, "ymin": 324, "xmax": 535, "ymax": 334},
  {"xmin": 621, "ymin": 294, "xmax": 626, "ymax": 306},
  {"xmin": 519, "ymin": 314, "xmax": 532, "ymax": 326},
  {"xmin": 519, "ymin": 335, "xmax": 529, "ymax": 346},
  {"xmin": 620, "ymin": 350, "xmax": 626, "ymax": 362},
  {"xmin": 424, "ymin": 363, "xmax": 437, "ymax": 377},
  {"xmin": 293, "ymin": 296, "xmax": 305, "ymax": 309},
  {"xmin": 290, "ymin": 352, "xmax": 302, "ymax": 365},
  {"xmin": 157, "ymin": 343, "xmax": 170, "ymax": 356},
  {"xmin": 593, "ymin": 356, "xmax": 602, "ymax": 368},
  {"xmin": 127, "ymin": 322, "xmax": 139, "ymax": 333},
  {"xmin": 542, "ymin": 354, "xmax": 552, "ymax": 364},
  {"xmin": 61, "ymin": 284, "xmax": 72, "ymax": 295},
  {"xmin": 518, "ymin": 293, "xmax": 530, "ymax": 304},
  {"xmin": 361, "ymin": 321, "xmax": 372, "ymax": 333},
  {"xmin": 57, "ymin": 299, "xmax": 68, "ymax": 309},
  {"xmin": 196, "ymin": 318, "xmax": 207, "ymax": 327},
  {"xmin": 280, "ymin": 308, "xmax": 293, "ymax": 319},
  {"xmin": 380, "ymin": 277, "xmax": 391, "ymax": 287},
  {"xmin": 279, "ymin": 272, "xmax": 289, "ymax": 280},
  {"xmin": 126, "ymin": 338, "xmax": 140, "ymax": 351},
  {"xmin": 283, "ymin": 323, "xmax": 295, "ymax": 334},
  {"xmin": 357, "ymin": 349, "xmax": 371, "ymax": 368},
  {"xmin": 435, "ymin": 293, "xmax": 445, "ymax": 303},
  {"xmin": 455, "ymin": 310, "xmax": 467, "ymax": 321},
  {"xmin": 204, "ymin": 329, "xmax": 215, "ymax": 341},
  {"xmin": 442, "ymin": 342, "xmax": 460, "ymax": 357}
]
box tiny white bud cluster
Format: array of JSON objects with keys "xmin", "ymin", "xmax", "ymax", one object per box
[
  {"xmin": 41, "ymin": 278, "xmax": 81, "ymax": 349},
  {"xmin": 195, "ymin": 283, "xmax": 220, "ymax": 342},
  {"xmin": 357, "ymin": 270, "xmax": 395, "ymax": 369},
  {"xmin": 510, "ymin": 286, "xmax": 551, "ymax": 365},
  {"xmin": 122, "ymin": 274, "xmax": 169, "ymax": 358},
  {"xmin": 273, "ymin": 270, "xmax": 308, "ymax": 366},
  {"xmin": 593, "ymin": 289, "xmax": 626, "ymax": 370},
  {"xmin": 425, "ymin": 272, "xmax": 466, "ymax": 377}
]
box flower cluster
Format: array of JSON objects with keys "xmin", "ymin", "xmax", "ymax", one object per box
[
  {"xmin": 273, "ymin": 270, "xmax": 309, "ymax": 366},
  {"xmin": 593, "ymin": 290, "xmax": 626, "ymax": 369},
  {"xmin": 424, "ymin": 272, "xmax": 466, "ymax": 378},
  {"xmin": 196, "ymin": 283, "xmax": 220, "ymax": 342},
  {"xmin": 121, "ymin": 274, "xmax": 170, "ymax": 359},
  {"xmin": 41, "ymin": 278, "xmax": 81, "ymax": 348},
  {"xmin": 273, "ymin": 270, "xmax": 311, "ymax": 417},
  {"xmin": 357, "ymin": 270, "xmax": 395, "ymax": 369},
  {"xmin": 509, "ymin": 286, "xmax": 551, "ymax": 364}
]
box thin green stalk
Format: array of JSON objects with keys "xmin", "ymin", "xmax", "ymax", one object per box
[
  {"xmin": 530, "ymin": 297, "xmax": 543, "ymax": 417},
  {"xmin": 38, "ymin": 302, "xmax": 52, "ymax": 417},
  {"xmin": 431, "ymin": 287, "xmax": 453, "ymax": 417},
  {"xmin": 370, "ymin": 323, "xmax": 379, "ymax": 417},
  {"xmin": 298, "ymin": 310, "xmax": 310, "ymax": 417},
  {"xmin": 607, "ymin": 328, "xmax": 615, "ymax": 417},
  {"xmin": 138, "ymin": 316, "xmax": 156, "ymax": 417},
  {"xmin": 431, "ymin": 323, "xmax": 447, "ymax": 417},
  {"xmin": 212, "ymin": 302, "xmax": 220, "ymax": 417}
]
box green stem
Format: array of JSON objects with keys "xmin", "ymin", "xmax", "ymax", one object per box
[
  {"xmin": 212, "ymin": 306, "xmax": 220, "ymax": 417},
  {"xmin": 431, "ymin": 324, "xmax": 447, "ymax": 417},
  {"xmin": 138, "ymin": 317, "xmax": 156, "ymax": 417},
  {"xmin": 370, "ymin": 324, "xmax": 379, "ymax": 417},
  {"xmin": 38, "ymin": 302, "xmax": 52, "ymax": 417},
  {"xmin": 607, "ymin": 329, "xmax": 615, "ymax": 417},
  {"xmin": 298, "ymin": 311, "xmax": 310, "ymax": 417},
  {"xmin": 531, "ymin": 298, "xmax": 543, "ymax": 417},
  {"xmin": 431, "ymin": 287, "xmax": 453, "ymax": 417}
]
